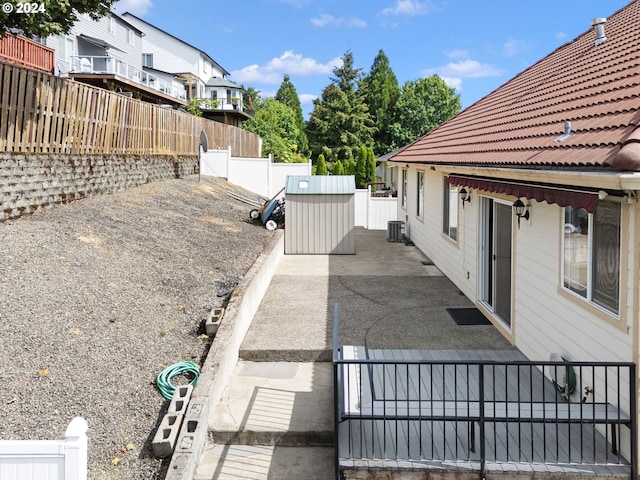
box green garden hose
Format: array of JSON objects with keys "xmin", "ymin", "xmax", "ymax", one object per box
[{"xmin": 156, "ymin": 361, "xmax": 200, "ymax": 400}]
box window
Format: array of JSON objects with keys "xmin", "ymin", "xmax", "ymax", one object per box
[
  {"xmin": 57, "ymin": 35, "xmax": 74, "ymax": 63},
  {"xmin": 416, "ymin": 171, "xmax": 424, "ymax": 218},
  {"xmin": 127, "ymin": 28, "xmax": 135, "ymax": 46},
  {"xmin": 563, "ymin": 201, "xmax": 621, "ymax": 315},
  {"xmin": 108, "ymin": 17, "xmax": 116, "ymax": 35},
  {"xmin": 442, "ymin": 177, "xmax": 458, "ymax": 241},
  {"xmin": 401, "ymin": 169, "xmax": 407, "ymax": 208},
  {"xmin": 142, "ymin": 54, "xmax": 153, "ymax": 68}
]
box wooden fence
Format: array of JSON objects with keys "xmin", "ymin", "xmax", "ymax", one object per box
[{"xmin": 0, "ymin": 62, "xmax": 260, "ymax": 157}]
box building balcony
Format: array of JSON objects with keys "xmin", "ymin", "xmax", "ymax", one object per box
[
  {"xmin": 69, "ymin": 55, "xmax": 187, "ymax": 103},
  {"xmin": 0, "ymin": 33, "xmax": 55, "ymax": 73}
]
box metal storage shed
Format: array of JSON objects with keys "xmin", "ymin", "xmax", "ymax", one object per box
[{"xmin": 284, "ymin": 175, "xmax": 356, "ymax": 254}]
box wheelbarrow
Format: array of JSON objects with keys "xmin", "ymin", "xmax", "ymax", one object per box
[{"xmin": 249, "ymin": 187, "xmax": 285, "ymax": 230}]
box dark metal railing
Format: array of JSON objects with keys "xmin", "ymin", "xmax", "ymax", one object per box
[{"xmin": 332, "ymin": 305, "xmax": 636, "ymax": 480}]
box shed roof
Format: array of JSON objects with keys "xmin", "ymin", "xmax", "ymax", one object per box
[
  {"xmin": 285, "ymin": 175, "xmax": 356, "ymax": 195},
  {"xmin": 391, "ymin": 0, "xmax": 640, "ymax": 171}
]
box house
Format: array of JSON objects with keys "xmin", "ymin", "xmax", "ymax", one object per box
[
  {"xmin": 389, "ymin": 0, "xmax": 640, "ymax": 417},
  {"xmin": 42, "ymin": 12, "xmax": 187, "ymax": 107},
  {"xmin": 121, "ymin": 13, "xmax": 249, "ymax": 126}
]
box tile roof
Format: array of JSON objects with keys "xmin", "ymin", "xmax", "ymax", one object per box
[{"xmin": 392, "ymin": 0, "xmax": 640, "ymax": 171}]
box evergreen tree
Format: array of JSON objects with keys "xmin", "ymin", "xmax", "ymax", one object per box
[
  {"xmin": 275, "ymin": 75, "xmax": 309, "ymax": 154},
  {"xmin": 315, "ymin": 153, "xmax": 327, "ymax": 175},
  {"xmin": 366, "ymin": 147, "xmax": 377, "ymax": 185},
  {"xmin": 306, "ymin": 51, "xmax": 375, "ymax": 164},
  {"xmin": 361, "ymin": 50, "xmax": 400, "ymax": 156},
  {"xmin": 355, "ymin": 146, "xmax": 368, "ymax": 188},
  {"xmin": 332, "ymin": 160, "xmax": 344, "ymax": 176}
]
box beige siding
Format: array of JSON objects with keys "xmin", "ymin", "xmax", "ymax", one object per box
[
  {"xmin": 400, "ymin": 168, "xmax": 477, "ymax": 300},
  {"xmin": 396, "ymin": 164, "xmax": 635, "ymax": 372},
  {"xmin": 285, "ymin": 194, "xmax": 355, "ymax": 254}
]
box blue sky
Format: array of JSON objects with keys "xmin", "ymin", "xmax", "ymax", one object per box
[{"xmin": 112, "ymin": 0, "xmax": 630, "ymax": 119}]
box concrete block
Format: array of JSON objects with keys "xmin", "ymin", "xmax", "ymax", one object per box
[
  {"xmin": 174, "ymin": 398, "xmax": 208, "ymax": 454},
  {"xmin": 151, "ymin": 413, "xmax": 183, "ymax": 458},
  {"xmin": 168, "ymin": 384, "xmax": 193, "ymax": 416},
  {"xmin": 205, "ymin": 307, "xmax": 224, "ymax": 336}
]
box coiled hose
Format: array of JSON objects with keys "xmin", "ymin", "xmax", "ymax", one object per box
[{"xmin": 156, "ymin": 361, "xmax": 200, "ymax": 399}]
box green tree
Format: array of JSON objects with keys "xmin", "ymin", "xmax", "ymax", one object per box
[
  {"xmin": 242, "ymin": 86, "xmax": 262, "ymax": 113},
  {"xmin": 306, "ymin": 50, "xmax": 375, "ymax": 164},
  {"xmin": 276, "ymin": 74, "xmax": 309, "ymax": 154},
  {"xmin": 242, "ymin": 98, "xmax": 302, "ymax": 162},
  {"xmin": 315, "ymin": 153, "xmax": 327, "ymax": 175},
  {"xmin": 0, "ymin": 0, "xmax": 116, "ymax": 37},
  {"xmin": 355, "ymin": 146, "xmax": 368, "ymax": 188},
  {"xmin": 390, "ymin": 75, "xmax": 461, "ymax": 148},
  {"xmin": 332, "ymin": 160, "xmax": 344, "ymax": 176},
  {"xmin": 360, "ymin": 50, "xmax": 400, "ymax": 156},
  {"xmin": 366, "ymin": 147, "xmax": 377, "ymax": 185}
]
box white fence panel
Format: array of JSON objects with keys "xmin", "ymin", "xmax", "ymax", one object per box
[
  {"xmin": 229, "ymin": 157, "xmax": 271, "ymax": 197},
  {"xmin": 0, "ymin": 417, "xmax": 88, "ymax": 480},
  {"xmin": 199, "ymin": 148, "xmax": 230, "ymax": 177},
  {"xmin": 355, "ymin": 187, "xmax": 398, "ymax": 230},
  {"xmin": 200, "ymin": 149, "xmax": 312, "ymax": 198}
]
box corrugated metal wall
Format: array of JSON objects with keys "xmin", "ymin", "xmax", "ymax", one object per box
[{"xmin": 285, "ymin": 193, "xmax": 355, "ymax": 254}]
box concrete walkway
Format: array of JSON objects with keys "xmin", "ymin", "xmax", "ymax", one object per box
[{"xmin": 193, "ymin": 229, "xmax": 515, "ymax": 479}]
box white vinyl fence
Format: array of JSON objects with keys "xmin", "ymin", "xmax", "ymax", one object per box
[
  {"xmin": 355, "ymin": 187, "xmax": 398, "ymax": 230},
  {"xmin": 200, "ymin": 150, "xmax": 397, "ymax": 229},
  {"xmin": 0, "ymin": 417, "xmax": 88, "ymax": 480},
  {"xmin": 200, "ymin": 148, "xmax": 311, "ymax": 198}
]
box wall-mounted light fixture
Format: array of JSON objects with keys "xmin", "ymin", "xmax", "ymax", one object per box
[
  {"xmin": 513, "ymin": 199, "xmax": 530, "ymax": 229},
  {"xmin": 459, "ymin": 188, "xmax": 471, "ymax": 208}
]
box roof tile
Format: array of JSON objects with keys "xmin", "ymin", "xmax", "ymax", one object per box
[{"xmin": 393, "ymin": 0, "xmax": 640, "ymax": 170}]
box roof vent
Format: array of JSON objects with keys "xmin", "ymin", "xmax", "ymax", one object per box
[
  {"xmin": 554, "ymin": 120, "xmax": 573, "ymax": 142},
  {"xmin": 590, "ymin": 17, "xmax": 607, "ymax": 46}
]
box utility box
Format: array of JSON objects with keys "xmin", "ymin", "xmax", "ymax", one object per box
[
  {"xmin": 284, "ymin": 175, "xmax": 356, "ymax": 254},
  {"xmin": 387, "ymin": 220, "xmax": 405, "ymax": 242}
]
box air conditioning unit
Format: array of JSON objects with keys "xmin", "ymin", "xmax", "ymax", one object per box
[{"xmin": 387, "ymin": 221, "xmax": 405, "ymax": 242}]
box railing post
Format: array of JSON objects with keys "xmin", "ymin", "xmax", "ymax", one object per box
[
  {"xmin": 630, "ymin": 363, "xmax": 637, "ymax": 480},
  {"xmin": 479, "ymin": 364, "xmax": 486, "ymax": 480},
  {"xmin": 64, "ymin": 417, "xmax": 88, "ymax": 480},
  {"xmin": 333, "ymin": 303, "xmax": 341, "ymax": 480}
]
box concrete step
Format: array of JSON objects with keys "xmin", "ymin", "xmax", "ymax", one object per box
[
  {"xmin": 193, "ymin": 444, "xmax": 335, "ymax": 480},
  {"xmin": 239, "ymin": 348, "xmax": 332, "ymax": 363},
  {"xmin": 210, "ymin": 361, "xmax": 334, "ymax": 447}
]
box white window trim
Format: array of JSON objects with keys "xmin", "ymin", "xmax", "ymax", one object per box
[
  {"xmin": 401, "ymin": 169, "xmax": 408, "ymax": 209},
  {"xmin": 416, "ymin": 170, "xmax": 424, "ymax": 219},
  {"xmin": 560, "ymin": 200, "xmax": 622, "ymax": 318}
]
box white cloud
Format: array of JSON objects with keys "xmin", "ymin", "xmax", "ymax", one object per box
[
  {"xmin": 381, "ymin": 0, "xmax": 433, "ymax": 16},
  {"xmin": 311, "ymin": 14, "xmax": 367, "ymax": 28},
  {"xmin": 425, "ymin": 59, "xmax": 504, "ymax": 79},
  {"xmin": 230, "ymin": 51, "xmax": 342, "ymax": 85},
  {"xmin": 111, "ymin": 0, "xmax": 152, "ymax": 15},
  {"xmin": 502, "ymin": 38, "xmax": 531, "ymax": 57},
  {"xmin": 299, "ymin": 93, "xmax": 318, "ymax": 105},
  {"xmin": 556, "ymin": 31, "xmax": 567, "ymax": 42},
  {"xmin": 440, "ymin": 76, "xmax": 462, "ymax": 92},
  {"xmin": 445, "ymin": 49, "xmax": 469, "ymax": 60}
]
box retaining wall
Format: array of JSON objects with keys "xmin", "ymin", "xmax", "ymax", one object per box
[{"xmin": 0, "ymin": 153, "xmax": 198, "ymax": 221}]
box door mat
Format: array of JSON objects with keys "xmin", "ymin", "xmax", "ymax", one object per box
[{"xmin": 446, "ymin": 307, "xmax": 492, "ymax": 326}]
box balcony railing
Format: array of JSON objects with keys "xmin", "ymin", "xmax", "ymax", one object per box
[
  {"xmin": 332, "ymin": 306, "xmax": 637, "ymax": 480},
  {"xmin": 198, "ymin": 98, "xmax": 244, "ymax": 113},
  {"xmin": 69, "ymin": 55, "xmax": 187, "ymax": 101},
  {"xmin": 0, "ymin": 33, "xmax": 54, "ymax": 73}
]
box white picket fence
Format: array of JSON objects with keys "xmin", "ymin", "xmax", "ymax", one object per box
[
  {"xmin": 200, "ymin": 149, "xmax": 398, "ymax": 230},
  {"xmin": 0, "ymin": 417, "xmax": 88, "ymax": 480}
]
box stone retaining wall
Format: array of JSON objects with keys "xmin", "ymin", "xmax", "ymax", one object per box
[{"xmin": 0, "ymin": 153, "xmax": 198, "ymax": 221}]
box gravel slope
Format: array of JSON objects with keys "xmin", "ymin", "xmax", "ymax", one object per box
[{"xmin": 0, "ymin": 176, "xmax": 274, "ymax": 479}]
